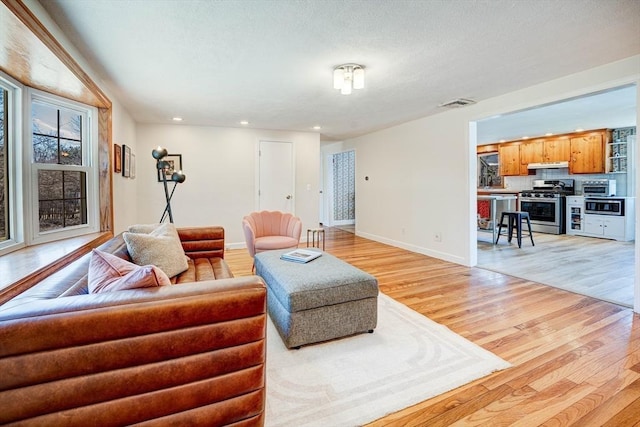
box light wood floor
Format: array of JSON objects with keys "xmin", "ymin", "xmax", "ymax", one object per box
[
  {"xmin": 225, "ymin": 228, "xmax": 640, "ymax": 427},
  {"xmin": 477, "ymin": 231, "xmax": 636, "ymax": 308}
]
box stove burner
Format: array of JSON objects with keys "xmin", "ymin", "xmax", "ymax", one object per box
[{"xmin": 521, "ymin": 179, "xmax": 575, "ymax": 198}]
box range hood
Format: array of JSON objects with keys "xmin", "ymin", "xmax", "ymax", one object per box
[{"xmin": 527, "ymin": 161, "xmax": 570, "ymax": 170}]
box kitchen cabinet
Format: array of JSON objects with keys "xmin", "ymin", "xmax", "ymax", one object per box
[
  {"xmin": 544, "ymin": 138, "xmax": 571, "ymax": 162},
  {"xmin": 566, "ymin": 196, "xmax": 585, "ymax": 235},
  {"xmin": 519, "ymin": 140, "xmax": 543, "ymax": 165},
  {"xmin": 520, "ymin": 138, "xmax": 571, "ymax": 166},
  {"xmin": 583, "ymin": 215, "xmax": 625, "ymax": 239},
  {"xmin": 580, "ymin": 198, "xmax": 635, "ymax": 241},
  {"xmin": 498, "ymin": 144, "xmax": 522, "ymax": 176},
  {"xmin": 569, "ymin": 133, "xmax": 606, "ymax": 174}
]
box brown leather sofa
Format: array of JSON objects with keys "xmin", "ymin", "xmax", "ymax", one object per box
[{"xmin": 0, "ymin": 226, "xmax": 266, "ymax": 426}]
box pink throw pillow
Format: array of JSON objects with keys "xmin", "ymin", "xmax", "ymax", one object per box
[{"xmin": 88, "ymin": 249, "xmax": 171, "ymax": 294}]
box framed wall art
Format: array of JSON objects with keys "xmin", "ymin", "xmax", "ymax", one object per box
[
  {"xmin": 114, "ymin": 143, "xmax": 122, "ymax": 173},
  {"xmin": 122, "ymin": 144, "xmax": 131, "ymax": 177},
  {"xmin": 130, "ymin": 153, "xmax": 136, "ymax": 179},
  {"xmin": 157, "ymin": 154, "xmax": 182, "ymax": 182}
]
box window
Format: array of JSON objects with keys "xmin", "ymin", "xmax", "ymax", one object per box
[
  {"xmin": 28, "ymin": 91, "xmax": 98, "ymax": 244},
  {"xmin": 0, "ymin": 87, "xmax": 7, "ymax": 242},
  {"xmin": 0, "ymin": 73, "xmax": 21, "ymax": 255}
]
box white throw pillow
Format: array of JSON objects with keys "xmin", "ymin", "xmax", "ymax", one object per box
[
  {"xmin": 127, "ymin": 223, "xmax": 162, "ymax": 234},
  {"xmin": 123, "ymin": 222, "xmax": 188, "ymax": 278}
]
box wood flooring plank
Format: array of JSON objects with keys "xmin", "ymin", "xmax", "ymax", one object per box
[
  {"xmin": 577, "ymin": 378, "xmax": 640, "ymax": 426},
  {"xmin": 540, "ymin": 369, "xmax": 640, "ymax": 427},
  {"xmin": 223, "ymin": 227, "xmax": 639, "ymax": 426}
]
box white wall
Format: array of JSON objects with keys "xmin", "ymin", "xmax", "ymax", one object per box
[
  {"xmin": 135, "ymin": 125, "xmax": 320, "ymax": 247},
  {"xmin": 344, "ymin": 56, "xmax": 640, "ymax": 269},
  {"xmin": 111, "ymin": 105, "xmax": 139, "ymax": 233}
]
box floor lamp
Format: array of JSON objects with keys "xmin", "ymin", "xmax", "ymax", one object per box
[{"xmin": 152, "ymin": 147, "xmax": 186, "ymax": 223}]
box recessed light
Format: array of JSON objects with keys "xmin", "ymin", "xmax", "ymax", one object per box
[
  {"xmin": 499, "ymin": 139, "xmax": 506, "ymax": 143},
  {"xmin": 313, "ymin": 126, "xmax": 321, "ymax": 130},
  {"xmin": 575, "ymin": 128, "xmax": 584, "ymax": 132},
  {"xmin": 172, "ymin": 117, "xmax": 183, "ymax": 122},
  {"xmin": 522, "ymin": 136, "xmax": 529, "ymax": 140},
  {"xmin": 545, "ymin": 132, "xmax": 553, "ymax": 136},
  {"xmin": 240, "ymin": 120, "xmax": 249, "ymax": 125}
]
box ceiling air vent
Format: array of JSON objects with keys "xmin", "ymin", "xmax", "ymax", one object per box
[{"xmin": 439, "ymin": 98, "xmax": 477, "ymax": 108}]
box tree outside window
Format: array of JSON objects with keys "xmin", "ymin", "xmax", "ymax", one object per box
[{"xmin": 32, "ymin": 101, "xmax": 88, "ymax": 232}]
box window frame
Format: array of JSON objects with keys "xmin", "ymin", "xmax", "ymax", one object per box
[
  {"xmin": 26, "ymin": 89, "xmax": 100, "ymax": 245},
  {"xmin": 0, "ymin": 72, "xmax": 24, "ymax": 256}
]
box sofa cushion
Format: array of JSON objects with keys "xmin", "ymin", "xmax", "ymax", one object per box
[
  {"xmin": 123, "ymin": 222, "xmax": 189, "ymax": 278},
  {"xmin": 88, "ymin": 249, "xmax": 171, "ymax": 293}
]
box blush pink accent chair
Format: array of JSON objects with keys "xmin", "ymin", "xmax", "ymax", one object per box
[{"xmin": 242, "ymin": 211, "xmax": 302, "ymax": 258}]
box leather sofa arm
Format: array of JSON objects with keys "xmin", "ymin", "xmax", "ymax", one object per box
[{"xmin": 0, "ymin": 277, "xmax": 267, "ymax": 426}]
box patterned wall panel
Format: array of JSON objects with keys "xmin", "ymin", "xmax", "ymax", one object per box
[{"xmin": 333, "ymin": 151, "xmax": 355, "ymax": 221}]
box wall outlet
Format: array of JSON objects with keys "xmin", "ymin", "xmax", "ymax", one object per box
[{"xmin": 434, "ymin": 232, "xmax": 442, "ymax": 242}]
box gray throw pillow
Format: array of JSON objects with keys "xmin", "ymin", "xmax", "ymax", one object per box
[{"xmin": 123, "ymin": 222, "xmax": 188, "ymax": 278}]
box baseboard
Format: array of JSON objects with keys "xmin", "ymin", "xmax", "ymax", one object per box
[{"xmin": 356, "ymin": 231, "xmax": 466, "ymax": 265}]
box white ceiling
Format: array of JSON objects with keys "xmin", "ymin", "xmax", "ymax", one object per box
[
  {"xmin": 39, "ymin": 0, "xmax": 640, "ymax": 142},
  {"xmin": 477, "ymin": 85, "xmax": 638, "ymax": 144}
]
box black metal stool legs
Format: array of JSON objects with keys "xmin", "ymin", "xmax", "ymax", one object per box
[{"xmin": 496, "ymin": 211, "xmax": 534, "ymax": 248}]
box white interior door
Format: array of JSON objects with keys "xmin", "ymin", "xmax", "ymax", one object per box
[{"xmin": 259, "ymin": 140, "xmax": 294, "ymax": 212}]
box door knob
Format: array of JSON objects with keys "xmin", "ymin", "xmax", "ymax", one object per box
[{"xmin": 286, "ymin": 195, "xmax": 292, "ymax": 199}]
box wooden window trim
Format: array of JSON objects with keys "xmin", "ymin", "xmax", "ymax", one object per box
[{"xmin": 0, "ymin": 0, "xmax": 114, "ymax": 304}]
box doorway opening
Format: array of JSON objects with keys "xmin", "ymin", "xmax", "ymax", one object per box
[
  {"xmin": 325, "ymin": 150, "xmax": 356, "ymax": 232},
  {"xmin": 472, "ymin": 84, "xmax": 638, "ymax": 309}
]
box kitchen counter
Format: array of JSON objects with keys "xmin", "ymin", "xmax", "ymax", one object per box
[
  {"xmin": 477, "ymin": 188, "xmax": 520, "ymax": 194},
  {"xmin": 477, "ymin": 194, "xmax": 517, "ymax": 243}
]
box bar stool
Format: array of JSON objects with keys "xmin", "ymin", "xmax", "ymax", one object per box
[{"xmin": 495, "ymin": 211, "xmax": 534, "ymax": 248}]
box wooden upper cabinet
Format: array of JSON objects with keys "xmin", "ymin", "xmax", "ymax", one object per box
[
  {"xmin": 520, "ymin": 140, "xmax": 543, "ymax": 165},
  {"xmin": 499, "ymin": 144, "xmax": 521, "ymax": 176},
  {"xmin": 569, "ymin": 133, "xmax": 605, "ymax": 174},
  {"xmin": 544, "ymin": 138, "xmax": 571, "ymax": 162}
]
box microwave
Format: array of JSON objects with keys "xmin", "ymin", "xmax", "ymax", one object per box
[
  {"xmin": 582, "ymin": 179, "xmax": 616, "ymax": 196},
  {"xmin": 585, "ymin": 197, "xmax": 624, "ymax": 216}
]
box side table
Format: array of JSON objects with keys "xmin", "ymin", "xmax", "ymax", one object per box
[{"xmin": 306, "ymin": 228, "xmax": 325, "ymax": 250}]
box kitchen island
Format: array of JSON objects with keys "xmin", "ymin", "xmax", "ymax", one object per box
[{"xmin": 477, "ymin": 194, "xmax": 517, "ymax": 244}]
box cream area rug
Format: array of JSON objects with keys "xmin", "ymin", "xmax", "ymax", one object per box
[{"xmin": 265, "ymin": 294, "xmax": 511, "ymax": 426}]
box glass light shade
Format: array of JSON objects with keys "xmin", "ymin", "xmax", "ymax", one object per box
[
  {"xmin": 340, "ymin": 82, "xmax": 352, "ymax": 95},
  {"xmin": 333, "ymin": 68, "xmax": 343, "ymax": 89},
  {"xmin": 353, "ymin": 67, "xmax": 365, "ymax": 89}
]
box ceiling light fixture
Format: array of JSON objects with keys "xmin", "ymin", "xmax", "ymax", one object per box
[
  {"xmin": 333, "ymin": 64, "xmax": 365, "ymax": 95},
  {"xmin": 313, "ymin": 125, "xmax": 321, "ymax": 130},
  {"xmin": 172, "ymin": 117, "xmax": 183, "ymax": 122},
  {"xmin": 240, "ymin": 120, "xmax": 249, "ymax": 125}
]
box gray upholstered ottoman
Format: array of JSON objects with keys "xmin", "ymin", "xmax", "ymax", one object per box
[{"xmin": 254, "ymin": 249, "xmax": 378, "ymax": 349}]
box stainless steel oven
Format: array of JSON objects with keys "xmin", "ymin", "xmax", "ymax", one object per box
[
  {"xmin": 518, "ymin": 195, "xmax": 565, "ymax": 234},
  {"xmin": 518, "ymin": 179, "xmax": 573, "ymax": 235},
  {"xmin": 585, "ymin": 197, "xmax": 624, "ymax": 216}
]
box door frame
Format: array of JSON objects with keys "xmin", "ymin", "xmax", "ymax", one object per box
[{"xmin": 468, "ymin": 81, "xmax": 640, "ymax": 313}]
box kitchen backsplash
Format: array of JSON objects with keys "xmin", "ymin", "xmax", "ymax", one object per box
[{"xmin": 504, "ymin": 170, "xmax": 628, "ymax": 196}]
